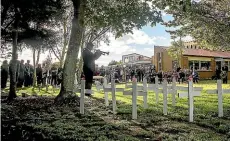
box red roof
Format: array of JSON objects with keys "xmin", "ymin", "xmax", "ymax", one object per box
[{"xmin": 183, "ymin": 49, "xmax": 230, "ymax": 58}]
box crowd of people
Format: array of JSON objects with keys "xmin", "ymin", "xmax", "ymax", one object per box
[
  {"xmin": 94, "ymin": 65, "xmax": 195, "ymax": 84},
  {"xmin": 1, "ymin": 54, "xmax": 228, "ymax": 91},
  {"xmin": 1, "ymin": 55, "xmax": 63, "ymax": 89},
  {"xmin": 94, "ymin": 64, "xmax": 228, "ymax": 84}
]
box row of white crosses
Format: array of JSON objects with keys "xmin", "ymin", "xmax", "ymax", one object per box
[
  {"xmin": 206, "ymin": 80, "xmax": 230, "ymax": 117},
  {"xmin": 147, "ymin": 76, "xmax": 203, "ymax": 122},
  {"xmin": 147, "ymin": 76, "xmax": 177, "ymax": 107},
  {"xmin": 80, "ymin": 77, "xmax": 230, "ymax": 122},
  {"xmin": 95, "ymin": 76, "xmax": 203, "ymax": 122}
]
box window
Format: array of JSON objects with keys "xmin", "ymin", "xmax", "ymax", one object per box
[
  {"xmin": 158, "ymin": 62, "xmax": 162, "ymax": 71},
  {"xmin": 200, "ymin": 61, "xmax": 210, "ymax": 70},
  {"xmin": 189, "ymin": 61, "xmax": 211, "ymax": 70},
  {"xmin": 195, "ymin": 46, "xmax": 196, "ymax": 49},
  {"xmin": 191, "ymin": 45, "xmax": 193, "ymax": 49},
  {"xmin": 225, "ymin": 61, "xmax": 230, "ymax": 71},
  {"xmin": 157, "ymin": 52, "xmax": 161, "ymax": 62}
]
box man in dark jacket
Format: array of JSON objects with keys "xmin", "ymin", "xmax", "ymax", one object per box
[
  {"xmin": 24, "ymin": 60, "xmax": 33, "ymax": 87},
  {"xmin": 82, "ymin": 42, "xmax": 102, "ymax": 96},
  {"xmin": 223, "ymin": 63, "xmax": 228, "ymax": 84},
  {"xmin": 36, "ymin": 64, "xmax": 43, "ymax": 85},
  {"xmin": 1, "ymin": 60, "xmax": 9, "ymax": 89},
  {"xmin": 17, "ymin": 60, "xmax": 25, "ymax": 88}
]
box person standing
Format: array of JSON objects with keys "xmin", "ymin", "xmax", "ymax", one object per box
[
  {"xmin": 216, "ymin": 66, "xmax": 221, "ymax": 80},
  {"xmin": 51, "ymin": 65, "xmax": 58, "ymax": 86},
  {"xmin": 1, "ymin": 60, "xmax": 9, "ymax": 89},
  {"xmin": 222, "ymin": 63, "xmax": 228, "ymax": 84},
  {"xmin": 82, "ymin": 42, "xmax": 102, "ymax": 96},
  {"xmin": 36, "ymin": 64, "xmax": 43, "ymax": 86},
  {"xmin": 57, "ymin": 67, "xmax": 63, "ymax": 86},
  {"xmin": 24, "ymin": 60, "xmax": 33, "ymax": 87},
  {"xmin": 17, "ymin": 60, "xmax": 25, "ymax": 88}
]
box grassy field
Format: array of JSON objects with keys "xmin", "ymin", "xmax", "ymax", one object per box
[{"xmin": 1, "ymin": 80, "xmax": 230, "ymax": 141}]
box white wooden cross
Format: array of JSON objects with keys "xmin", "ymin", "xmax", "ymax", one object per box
[
  {"xmin": 80, "ymin": 80, "xmax": 85, "ymax": 114},
  {"xmin": 206, "ymin": 80, "xmax": 230, "ymax": 117},
  {"xmin": 95, "ymin": 80, "xmax": 103, "ymax": 92},
  {"xmin": 79, "ymin": 80, "xmax": 95, "ymax": 114},
  {"xmin": 147, "ymin": 76, "xmax": 163, "ymax": 103},
  {"xmin": 167, "ymin": 77, "xmax": 177, "ymax": 106},
  {"xmin": 123, "ymin": 78, "xmax": 148, "ymax": 119},
  {"xmin": 178, "ymin": 81, "xmax": 203, "ymax": 122},
  {"xmin": 103, "ymin": 77, "xmax": 110, "ymax": 107},
  {"xmin": 103, "ymin": 79, "xmax": 124, "ymax": 114},
  {"xmin": 163, "ymin": 79, "xmax": 168, "ymax": 115}
]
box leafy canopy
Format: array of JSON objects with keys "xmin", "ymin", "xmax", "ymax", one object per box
[{"xmin": 153, "ymin": 0, "xmax": 230, "ymax": 51}]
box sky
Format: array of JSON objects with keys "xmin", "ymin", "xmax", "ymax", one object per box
[{"xmin": 1, "ymin": 14, "xmax": 192, "ymax": 66}]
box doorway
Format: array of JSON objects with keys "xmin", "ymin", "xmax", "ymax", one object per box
[{"xmin": 216, "ymin": 61, "xmax": 222, "ymax": 70}]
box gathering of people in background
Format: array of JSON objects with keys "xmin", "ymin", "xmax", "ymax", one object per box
[
  {"xmin": 1, "ymin": 55, "xmax": 63, "ymax": 90},
  {"xmin": 215, "ymin": 63, "xmax": 229, "ymax": 84},
  {"xmin": 93, "ymin": 63, "xmax": 229, "ymax": 85},
  {"xmin": 1, "ymin": 59, "xmax": 229, "ymax": 90}
]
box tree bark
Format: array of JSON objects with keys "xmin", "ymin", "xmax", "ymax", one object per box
[
  {"xmin": 60, "ymin": 18, "xmax": 68, "ymax": 68},
  {"xmin": 32, "ymin": 48, "xmax": 37, "ymax": 93},
  {"xmin": 8, "ymin": 6, "xmax": 19, "ymax": 101},
  {"xmin": 32, "ymin": 47, "xmax": 41, "ymax": 92},
  {"xmin": 36, "ymin": 47, "xmax": 41, "ymax": 66},
  {"xmin": 55, "ymin": 0, "xmax": 82, "ymax": 102}
]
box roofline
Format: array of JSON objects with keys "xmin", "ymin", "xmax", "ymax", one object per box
[
  {"xmin": 183, "ymin": 54, "xmax": 230, "ymax": 59},
  {"xmin": 122, "ymin": 53, "xmax": 151, "ymax": 59},
  {"xmin": 154, "ymin": 45, "xmax": 170, "ymax": 48}
]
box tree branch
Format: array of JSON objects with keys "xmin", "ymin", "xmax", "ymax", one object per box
[
  {"xmin": 91, "ymin": 26, "xmax": 111, "ymax": 42},
  {"xmin": 50, "ymin": 47, "xmax": 60, "ymax": 61}
]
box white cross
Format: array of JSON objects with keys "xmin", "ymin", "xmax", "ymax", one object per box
[
  {"xmin": 206, "ymin": 80, "xmax": 230, "ymax": 117},
  {"xmin": 147, "ymin": 76, "xmax": 163, "ymax": 103},
  {"xmin": 79, "ymin": 80, "xmax": 94, "ymax": 115},
  {"xmin": 103, "ymin": 79, "xmax": 124, "ymax": 114},
  {"xmin": 123, "ymin": 78, "xmax": 148, "ymax": 119},
  {"xmin": 178, "ymin": 81, "xmax": 203, "ymax": 122}
]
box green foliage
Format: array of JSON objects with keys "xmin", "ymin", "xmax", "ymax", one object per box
[
  {"xmin": 108, "ymin": 60, "xmax": 122, "ymax": 66},
  {"xmin": 83, "ymin": 0, "xmax": 163, "ymax": 38},
  {"xmin": 167, "ymin": 39, "xmax": 185, "ymax": 67},
  {"xmin": 153, "ymin": 0, "xmax": 230, "ymax": 51}
]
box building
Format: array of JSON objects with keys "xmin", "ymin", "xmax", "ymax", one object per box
[
  {"xmin": 154, "ymin": 43, "xmax": 230, "ymax": 80},
  {"xmin": 122, "ymin": 53, "xmax": 152, "ymax": 66}
]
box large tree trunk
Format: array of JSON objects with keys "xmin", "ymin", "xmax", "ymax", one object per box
[
  {"xmin": 60, "ymin": 18, "xmax": 68, "ymax": 68},
  {"xmin": 36, "ymin": 48, "xmax": 41, "ymax": 66},
  {"xmin": 32, "ymin": 47, "xmax": 41, "ymax": 92},
  {"xmin": 55, "ymin": 0, "xmax": 82, "ymax": 102},
  {"xmin": 32, "ymin": 48, "xmax": 36, "ymax": 92},
  {"xmin": 8, "ymin": 7, "xmax": 19, "ymax": 101}
]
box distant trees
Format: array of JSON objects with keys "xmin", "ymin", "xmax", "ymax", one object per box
[
  {"xmin": 153, "ymin": 0, "xmax": 230, "ymax": 51},
  {"xmin": 108, "ymin": 60, "xmax": 122, "ymax": 66},
  {"xmin": 1, "ymin": 0, "xmax": 65, "ymax": 100}
]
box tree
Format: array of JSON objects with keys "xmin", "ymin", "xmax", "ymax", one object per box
[
  {"xmin": 22, "ymin": 31, "xmax": 59, "ymax": 93},
  {"xmin": 168, "ymin": 40, "xmax": 185, "ymax": 68},
  {"xmin": 1, "ymin": 0, "xmax": 65, "ymax": 100},
  {"xmin": 153, "ymin": 0, "xmax": 230, "ymax": 51},
  {"xmin": 108, "ymin": 60, "xmax": 122, "ymax": 66},
  {"xmin": 55, "ymin": 0, "xmax": 82, "ymax": 102},
  {"xmin": 167, "ymin": 30, "xmax": 186, "ymax": 68},
  {"xmin": 56, "ymin": 0, "xmax": 163, "ymax": 102}
]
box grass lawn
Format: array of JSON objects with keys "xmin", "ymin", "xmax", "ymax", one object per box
[{"xmin": 1, "ymin": 80, "xmax": 230, "ymax": 141}]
